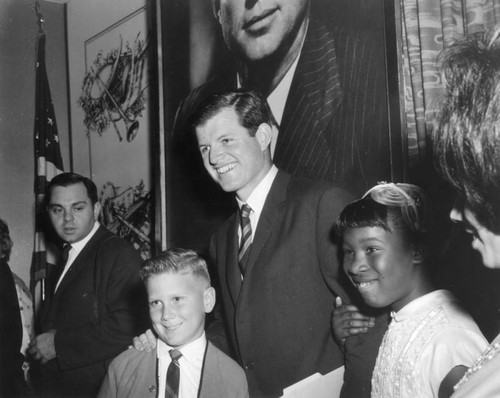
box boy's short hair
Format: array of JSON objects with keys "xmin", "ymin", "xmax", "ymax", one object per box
[
  {"xmin": 335, "ymin": 183, "xmax": 432, "ymax": 254},
  {"xmin": 140, "ymin": 248, "xmax": 211, "ymax": 285}
]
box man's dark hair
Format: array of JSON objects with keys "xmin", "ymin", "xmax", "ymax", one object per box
[
  {"xmin": 0, "ymin": 218, "xmax": 13, "ymax": 262},
  {"xmin": 189, "ymin": 88, "xmax": 275, "ymax": 136},
  {"xmin": 47, "ymin": 172, "xmax": 99, "ymax": 206}
]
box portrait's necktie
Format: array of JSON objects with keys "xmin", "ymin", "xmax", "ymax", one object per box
[
  {"xmin": 238, "ymin": 203, "xmax": 253, "ymax": 276},
  {"xmin": 165, "ymin": 349, "xmax": 182, "ymax": 398}
]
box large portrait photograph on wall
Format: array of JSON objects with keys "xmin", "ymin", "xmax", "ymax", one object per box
[{"xmin": 158, "ymin": 0, "xmax": 403, "ymax": 253}]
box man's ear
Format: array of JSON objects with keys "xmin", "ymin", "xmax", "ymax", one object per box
[
  {"xmin": 204, "ymin": 287, "xmax": 216, "ymax": 313},
  {"xmin": 255, "ymin": 123, "xmax": 272, "ymax": 151},
  {"xmin": 93, "ymin": 201, "xmax": 102, "ymax": 221}
]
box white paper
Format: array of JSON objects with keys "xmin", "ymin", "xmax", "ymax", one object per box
[{"xmin": 281, "ymin": 366, "xmax": 345, "ymax": 398}]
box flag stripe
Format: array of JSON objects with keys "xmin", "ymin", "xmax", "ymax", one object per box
[
  {"xmin": 37, "ymin": 157, "xmax": 63, "ymax": 180},
  {"xmin": 31, "ymin": 32, "xmax": 64, "ymax": 304}
]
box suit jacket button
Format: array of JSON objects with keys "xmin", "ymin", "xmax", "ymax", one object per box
[{"xmin": 245, "ymin": 361, "xmax": 255, "ymax": 370}]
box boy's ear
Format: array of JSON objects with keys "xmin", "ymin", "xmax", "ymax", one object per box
[{"xmin": 204, "ymin": 287, "xmax": 216, "ymax": 313}]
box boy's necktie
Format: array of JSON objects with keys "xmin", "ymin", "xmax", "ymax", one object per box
[
  {"xmin": 165, "ymin": 349, "xmax": 182, "ymax": 398},
  {"xmin": 238, "ymin": 204, "xmax": 253, "ymax": 276}
]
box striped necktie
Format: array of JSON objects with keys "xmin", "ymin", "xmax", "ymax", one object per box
[
  {"xmin": 165, "ymin": 349, "xmax": 182, "ymax": 398},
  {"xmin": 238, "ymin": 203, "xmax": 253, "ymax": 276}
]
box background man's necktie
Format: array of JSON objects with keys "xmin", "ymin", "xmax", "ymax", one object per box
[
  {"xmin": 238, "ymin": 204, "xmax": 253, "ymax": 276},
  {"xmin": 165, "ymin": 349, "xmax": 182, "ymax": 398},
  {"xmin": 52, "ymin": 244, "xmax": 72, "ymax": 294},
  {"xmin": 60, "ymin": 244, "xmax": 72, "ymax": 266}
]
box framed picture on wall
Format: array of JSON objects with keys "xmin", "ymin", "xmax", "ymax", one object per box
[
  {"xmin": 67, "ymin": 0, "xmax": 157, "ymax": 259},
  {"xmin": 157, "ymin": 0, "xmax": 405, "ymax": 253}
]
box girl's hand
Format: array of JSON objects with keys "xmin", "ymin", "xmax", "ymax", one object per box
[
  {"xmin": 332, "ymin": 297, "xmax": 375, "ymax": 345},
  {"xmin": 130, "ymin": 328, "xmax": 157, "ymax": 352}
]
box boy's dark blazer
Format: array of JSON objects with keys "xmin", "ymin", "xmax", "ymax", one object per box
[
  {"xmin": 39, "ymin": 225, "xmax": 145, "ymax": 397},
  {"xmin": 208, "ymin": 170, "xmax": 353, "ymax": 397},
  {"xmin": 97, "ymin": 340, "xmax": 249, "ymax": 398}
]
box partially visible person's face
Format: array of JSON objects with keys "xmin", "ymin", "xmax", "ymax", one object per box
[
  {"xmin": 342, "ymin": 226, "xmax": 421, "ymax": 312},
  {"xmin": 216, "ymin": 0, "xmax": 310, "ymax": 62},
  {"xmin": 196, "ymin": 107, "xmax": 271, "ymax": 201},
  {"xmin": 48, "ymin": 183, "xmax": 100, "ymax": 244},
  {"xmin": 450, "ymin": 203, "xmax": 500, "ymax": 268},
  {"xmin": 147, "ymin": 272, "xmax": 215, "ymax": 349}
]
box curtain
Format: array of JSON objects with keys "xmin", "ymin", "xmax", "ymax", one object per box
[{"xmin": 401, "ymin": 0, "xmax": 500, "ymax": 164}]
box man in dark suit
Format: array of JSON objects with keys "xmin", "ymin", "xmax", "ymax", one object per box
[
  {"xmin": 29, "ymin": 172, "xmax": 146, "ymax": 398},
  {"xmin": 191, "ymin": 89, "xmax": 354, "ymax": 397}
]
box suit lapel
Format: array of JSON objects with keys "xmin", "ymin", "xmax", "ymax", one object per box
[
  {"xmin": 274, "ymin": 21, "xmax": 341, "ymax": 178},
  {"xmin": 201, "ymin": 342, "xmax": 239, "ymax": 398},
  {"xmin": 243, "ymin": 171, "xmax": 290, "ymax": 278}
]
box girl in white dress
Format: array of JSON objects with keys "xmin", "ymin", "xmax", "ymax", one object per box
[{"xmin": 334, "ymin": 183, "xmax": 488, "ymax": 398}]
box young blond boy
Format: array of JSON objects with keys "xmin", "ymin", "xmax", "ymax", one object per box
[{"xmin": 98, "ymin": 248, "xmax": 248, "ymax": 398}]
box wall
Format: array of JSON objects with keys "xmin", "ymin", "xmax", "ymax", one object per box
[{"xmin": 0, "ymin": 0, "xmax": 68, "ymax": 285}]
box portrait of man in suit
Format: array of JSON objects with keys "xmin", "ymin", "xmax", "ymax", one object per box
[
  {"xmin": 168, "ymin": 0, "xmax": 393, "ymax": 252},
  {"xmin": 29, "ymin": 172, "xmax": 146, "ymax": 398}
]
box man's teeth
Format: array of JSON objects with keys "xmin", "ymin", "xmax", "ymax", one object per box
[
  {"xmin": 358, "ymin": 281, "xmax": 374, "ymax": 288},
  {"xmin": 217, "ymin": 164, "xmax": 236, "ymax": 174}
]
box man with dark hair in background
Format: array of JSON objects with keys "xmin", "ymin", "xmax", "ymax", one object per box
[{"xmin": 29, "ymin": 172, "xmax": 146, "ymax": 398}]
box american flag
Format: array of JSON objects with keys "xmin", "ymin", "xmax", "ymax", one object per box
[{"xmin": 31, "ymin": 32, "xmax": 64, "ymax": 304}]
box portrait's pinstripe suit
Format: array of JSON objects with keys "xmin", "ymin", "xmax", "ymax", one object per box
[{"xmin": 275, "ymin": 22, "xmax": 390, "ymax": 192}]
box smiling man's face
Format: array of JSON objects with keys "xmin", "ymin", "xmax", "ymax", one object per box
[
  {"xmin": 196, "ymin": 107, "xmax": 271, "ymax": 202},
  {"xmin": 215, "ymin": 0, "xmax": 309, "ymax": 62}
]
